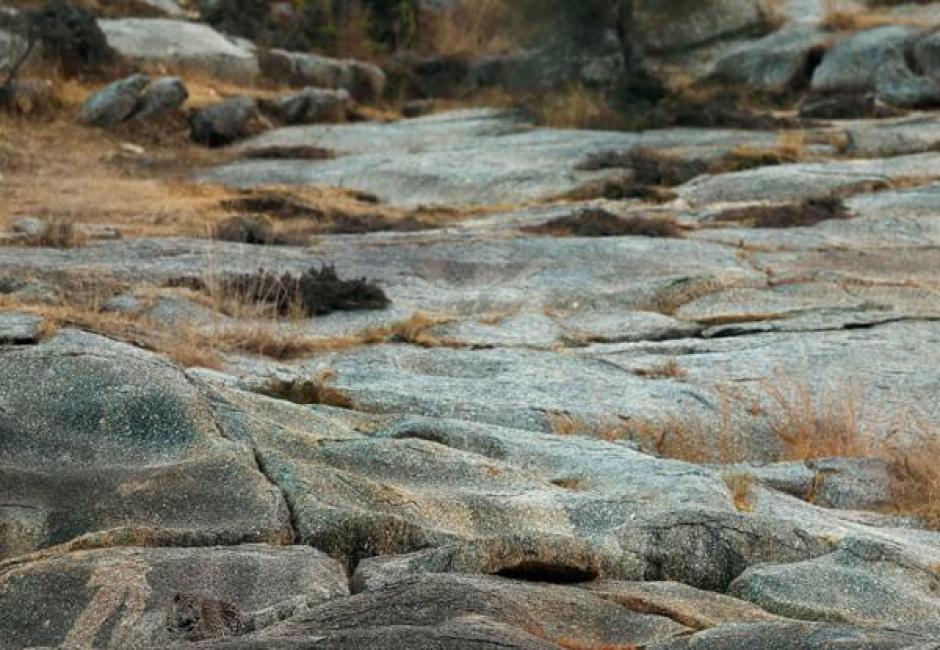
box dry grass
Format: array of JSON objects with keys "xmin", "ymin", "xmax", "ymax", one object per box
[
  {"xmin": 417, "ymin": 0, "xmax": 515, "ymax": 57},
  {"xmin": 633, "ymin": 359, "xmax": 687, "ymax": 380},
  {"xmin": 531, "ymin": 83, "xmax": 626, "ymax": 131},
  {"xmin": 821, "ymin": 0, "xmax": 939, "ymax": 30},
  {"xmin": 258, "ymin": 368, "xmax": 356, "ymax": 409},
  {"xmin": 763, "ymin": 380, "xmax": 881, "ymax": 461},
  {"xmin": 722, "ymin": 472, "xmax": 757, "ymax": 512}
]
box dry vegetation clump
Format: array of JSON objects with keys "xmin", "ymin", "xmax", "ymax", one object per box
[
  {"xmin": 415, "ymin": 0, "xmax": 516, "ymax": 58},
  {"xmin": 632, "ymin": 358, "xmax": 687, "ymax": 380},
  {"xmin": 522, "ymin": 208, "xmax": 683, "ymax": 239},
  {"xmin": 13, "ymin": 219, "xmax": 89, "ymax": 248},
  {"xmin": 710, "ymin": 197, "xmax": 851, "ymax": 229},
  {"xmin": 821, "ymin": 0, "xmax": 939, "ymax": 31},
  {"xmin": 257, "ymin": 369, "xmax": 356, "ymax": 409},
  {"xmin": 722, "ymin": 472, "xmax": 757, "ymax": 512},
  {"xmin": 178, "ymin": 265, "xmax": 391, "ymax": 318}
]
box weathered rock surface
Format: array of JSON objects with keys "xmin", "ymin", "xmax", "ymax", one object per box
[
  {"xmin": 78, "ymin": 73, "xmax": 151, "ymax": 127},
  {"xmin": 0, "ymin": 311, "xmax": 43, "ymax": 344},
  {"xmin": 729, "ymin": 537, "xmax": 940, "ymax": 631},
  {"xmin": 635, "ymin": 0, "xmax": 774, "ymax": 54},
  {"xmin": 258, "ymin": 49, "xmax": 386, "ymax": 103},
  {"xmin": 190, "ymin": 96, "xmax": 258, "ymax": 146},
  {"xmin": 265, "ymin": 87, "xmax": 350, "ymax": 125},
  {"xmin": 0, "ymin": 544, "xmax": 347, "ymax": 648},
  {"xmin": 202, "ymin": 109, "xmax": 790, "ymax": 206},
  {"xmin": 99, "ymin": 18, "xmax": 260, "ymax": 84},
  {"xmin": 710, "ymin": 26, "xmax": 830, "ymax": 94},
  {"xmin": 811, "ymin": 26, "xmax": 940, "ymax": 107},
  {"xmin": 136, "ymin": 75, "xmax": 189, "ymax": 119},
  {"xmin": 0, "ymin": 331, "xmax": 292, "ymax": 561}
]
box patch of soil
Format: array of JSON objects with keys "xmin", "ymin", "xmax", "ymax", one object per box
[
  {"xmin": 523, "ymin": 208, "xmax": 683, "ymax": 238},
  {"xmin": 711, "ymin": 197, "xmax": 851, "ymax": 228},
  {"xmin": 215, "ymin": 264, "xmax": 391, "ymax": 316},
  {"xmin": 799, "ymin": 93, "xmax": 906, "ymax": 120}
]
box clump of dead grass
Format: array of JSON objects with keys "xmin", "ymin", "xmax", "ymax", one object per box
[
  {"xmin": 19, "ymin": 219, "xmax": 88, "ymax": 248},
  {"xmin": 522, "ymin": 209, "xmax": 683, "ymax": 239},
  {"xmin": 710, "ymin": 197, "xmax": 851, "ymax": 229},
  {"xmin": 257, "ymin": 369, "xmax": 356, "ymax": 409},
  {"xmin": 632, "ymin": 359, "xmax": 687, "ymax": 380},
  {"xmin": 821, "ymin": 0, "xmax": 938, "ymax": 31},
  {"xmin": 722, "ymin": 472, "xmax": 757, "ymax": 512}
]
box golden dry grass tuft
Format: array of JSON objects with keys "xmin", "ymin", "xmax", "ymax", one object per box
[
  {"xmin": 722, "ymin": 472, "xmax": 757, "ymax": 512},
  {"xmin": 821, "ymin": 0, "xmax": 939, "ymax": 30},
  {"xmin": 417, "ymin": 0, "xmax": 516, "ymax": 57},
  {"xmin": 633, "ymin": 358, "xmax": 687, "ymax": 380},
  {"xmin": 762, "ymin": 380, "xmax": 880, "ymax": 461}
]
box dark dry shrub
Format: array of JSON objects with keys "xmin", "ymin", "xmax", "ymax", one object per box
[
  {"xmin": 212, "ymin": 215, "xmax": 284, "ymax": 245},
  {"xmin": 712, "ymin": 197, "xmax": 851, "ymax": 229},
  {"xmin": 523, "ymin": 208, "xmax": 682, "ymax": 238},
  {"xmin": 28, "ymin": 0, "xmax": 115, "ymax": 77},
  {"xmin": 220, "ymin": 264, "xmax": 391, "ymax": 316}
]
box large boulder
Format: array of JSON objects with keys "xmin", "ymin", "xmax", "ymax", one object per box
[
  {"xmin": 78, "ymin": 73, "xmax": 150, "ymax": 126},
  {"xmin": 811, "ymin": 26, "xmax": 940, "ymax": 107},
  {"xmin": 728, "ymin": 537, "xmax": 940, "ymax": 631},
  {"xmin": 0, "ymin": 545, "xmax": 348, "ymax": 648},
  {"xmin": 190, "ymin": 96, "xmax": 259, "ymax": 147},
  {"xmin": 710, "ymin": 26, "xmax": 830, "ymax": 94},
  {"xmin": 0, "ymin": 331, "xmax": 291, "ymax": 561},
  {"xmin": 915, "ymin": 30, "xmax": 940, "ymax": 80},
  {"xmin": 258, "ymin": 48, "xmax": 386, "ymax": 102},
  {"xmin": 136, "ymin": 75, "xmax": 189, "ymax": 119},
  {"xmin": 196, "ymin": 573, "xmax": 690, "ymax": 649},
  {"xmin": 264, "ymin": 87, "xmax": 350, "ymax": 125},
  {"xmin": 634, "ymin": 0, "xmax": 774, "ymax": 54},
  {"xmin": 98, "ymin": 18, "xmax": 259, "ymax": 85}
]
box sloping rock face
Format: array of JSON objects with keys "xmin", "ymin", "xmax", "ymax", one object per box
[
  {"xmin": 811, "ymin": 26, "xmax": 940, "ymax": 108},
  {"xmin": 7, "ymin": 107, "xmax": 940, "ymax": 647},
  {"xmin": 202, "ymin": 109, "xmax": 790, "ymax": 206},
  {"xmin": 0, "ymin": 545, "xmax": 348, "ymax": 647},
  {"xmin": 98, "ymin": 18, "xmax": 260, "ymax": 84},
  {"xmin": 635, "ymin": 0, "xmax": 773, "ymax": 54},
  {"xmin": 0, "ymin": 331, "xmax": 292, "ymax": 560}
]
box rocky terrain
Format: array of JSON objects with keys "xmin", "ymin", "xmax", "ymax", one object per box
[{"xmin": 3, "ymin": 0, "xmax": 940, "ymax": 648}]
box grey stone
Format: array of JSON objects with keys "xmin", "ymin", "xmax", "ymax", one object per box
[
  {"xmin": 650, "ymin": 621, "xmax": 940, "ymax": 649},
  {"xmin": 267, "ymin": 87, "xmax": 350, "ymax": 125},
  {"xmin": 843, "ymin": 115, "xmax": 940, "ymax": 157},
  {"xmin": 10, "ymin": 217, "xmax": 45, "ymax": 236},
  {"xmin": 135, "ymin": 75, "xmax": 188, "ymax": 119},
  {"xmin": 78, "ymin": 73, "xmax": 150, "ymax": 127},
  {"xmin": 190, "ymin": 96, "xmax": 258, "ymax": 147},
  {"xmin": 728, "ymin": 537, "xmax": 940, "ymax": 630},
  {"xmin": 99, "ymin": 18, "xmax": 259, "ymax": 85},
  {"xmin": 915, "ymin": 30, "xmax": 940, "ymax": 80},
  {"xmin": 198, "ymin": 573, "xmax": 690, "ymax": 649},
  {"xmin": 0, "ymin": 544, "xmax": 347, "ymax": 648},
  {"xmin": 711, "ymin": 26, "xmax": 831, "ymax": 94},
  {"xmin": 635, "ymin": 0, "xmax": 774, "ymax": 54},
  {"xmin": 0, "ymin": 331, "xmax": 292, "ymax": 561},
  {"xmin": 677, "ymin": 152, "xmax": 940, "ymax": 207},
  {"xmin": 811, "ymin": 26, "xmax": 940, "ymax": 107},
  {"xmin": 0, "ymin": 311, "xmax": 43, "ymax": 343},
  {"xmin": 258, "ymin": 49, "xmax": 386, "ymax": 103}
]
